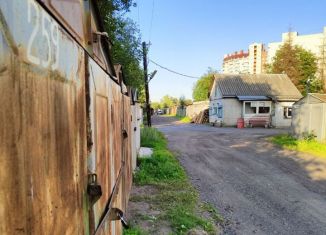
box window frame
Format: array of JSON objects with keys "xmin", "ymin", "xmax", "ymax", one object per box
[
  {"xmin": 217, "ymin": 105, "xmax": 223, "ymax": 118},
  {"xmin": 283, "ymin": 107, "xmax": 292, "ymax": 119}
]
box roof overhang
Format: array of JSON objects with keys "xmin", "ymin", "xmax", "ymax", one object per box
[{"xmin": 237, "ymin": 96, "xmax": 271, "ymax": 101}]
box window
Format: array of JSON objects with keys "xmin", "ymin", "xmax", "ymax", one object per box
[
  {"xmin": 213, "ymin": 107, "xmax": 217, "ymax": 115},
  {"xmin": 217, "ymin": 106, "xmax": 223, "ymax": 118},
  {"xmin": 258, "ymin": 106, "xmax": 270, "ymax": 113},
  {"xmin": 245, "ymin": 101, "xmax": 271, "ymax": 114},
  {"xmin": 245, "ymin": 102, "xmax": 257, "ymax": 114},
  {"xmin": 284, "ymin": 107, "xmax": 292, "ymax": 118}
]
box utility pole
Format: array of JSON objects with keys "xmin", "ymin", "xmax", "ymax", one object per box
[{"xmin": 143, "ymin": 42, "xmax": 151, "ymax": 127}]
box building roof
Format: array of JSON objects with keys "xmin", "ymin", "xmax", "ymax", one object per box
[
  {"xmin": 213, "ymin": 74, "xmax": 302, "ymax": 101},
  {"xmin": 223, "ymin": 51, "xmax": 249, "ymax": 62},
  {"xmin": 237, "ymin": 96, "xmax": 271, "ymax": 101},
  {"xmin": 310, "ymin": 93, "xmax": 326, "ymax": 102}
]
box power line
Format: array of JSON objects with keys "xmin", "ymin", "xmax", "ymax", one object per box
[{"xmin": 149, "ymin": 59, "xmax": 200, "ymax": 79}]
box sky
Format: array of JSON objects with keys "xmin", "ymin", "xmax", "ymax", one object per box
[{"xmin": 127, "ymin": 0, "xmax": 326, "ymax": 102}]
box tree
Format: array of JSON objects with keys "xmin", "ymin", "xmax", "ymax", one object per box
[
  {"xmin": 178, "ymin": 95, "xmax": 192, "ymax": 108},
  {"xmin": 98, "ymin": 1, "xmax": 145, "ymax": 99},
  {"xmin": 151, "ymin": 102, "xmax": 161, "ymax": 110},
  {"xmin": 160, "ymin": 95, "xmax": 178, "ymax": 108},
  {"xmin": 192, "ymin": 69, "xmax": 216, "ymax": 101},
  {"xmin": 270, "ymin": 41, "xmax": 322, "ymax": 94}
]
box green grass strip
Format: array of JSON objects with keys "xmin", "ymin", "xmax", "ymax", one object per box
[
  {"xmin": 125, "ymin": 127, "xmax": 220, "ymax": 234},
  {"xmin": 272, "ymin": 134, "xmax": 326, "ymax": 158}
]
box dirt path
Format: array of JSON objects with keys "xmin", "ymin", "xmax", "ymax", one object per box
[{"xmin": 153, "ymin": 115, "xmax": 326, "ymax": 235}]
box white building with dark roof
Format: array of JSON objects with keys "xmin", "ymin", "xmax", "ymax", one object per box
[{"xmin": 209, "ymin": 74, "xmax": 302, "ymax": 127}]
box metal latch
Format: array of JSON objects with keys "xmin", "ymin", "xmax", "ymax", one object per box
[
  {"xmin": 109, "ymin": 208, "xmax": 129, "ymax": 229},
  {"xmin": 87, "ymin": 174, "xmax": 102, "ymax": 205}
]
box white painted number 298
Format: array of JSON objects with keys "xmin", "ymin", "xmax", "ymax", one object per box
[{"xmin": 27, "ymin": 0, "xmax": 59, "ymax": 70}]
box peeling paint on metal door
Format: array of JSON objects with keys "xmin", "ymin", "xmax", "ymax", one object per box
[{"xmin": 0, "ymin": 0, "xmax": 87, "ymax": 234}]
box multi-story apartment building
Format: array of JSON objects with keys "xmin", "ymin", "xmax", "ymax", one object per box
[
  {"xmin": 222, "ymin": 43, "xmax": 267, "ymax": 74},
  {"xmin": 249, "ymin": 43, "xmax": 267, "ymax": 74},
  {"xmin": 268, "ymin": 27, "xmax": 326, "ymax": 89},
  {"xmin": 222, "ymin": 50, "xmax": 249, "ymax": 74}
]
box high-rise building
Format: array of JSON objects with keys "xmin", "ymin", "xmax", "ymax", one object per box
[
  {"xmin": 249, "ymin": 43, "xmax": 267, "ymax": 74},
  {"xmin": 222, "ymin": 50, "xmax": 249, "ymax": 74},
  {"xmin": 267, "ymin": 27, "xmax": 326, "ymax": 89},
  {"xmin": 222, "ymin": 43, "xmax": 266, "ymax": 74}
]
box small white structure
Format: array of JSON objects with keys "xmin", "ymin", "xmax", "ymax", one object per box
[
  {"xmin": 209, "ymin": 74, "xmax": 302, "ymax": 127},
  {"xmin": 292, "ymin": 93, "xmax": 326, "ymax": 141}
]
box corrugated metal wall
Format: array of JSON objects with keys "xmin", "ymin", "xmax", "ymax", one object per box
[
  {"xmin": 0, "ymin": 0, "xmax": 139, "ymax": 234},
  {"xmin": 292, "ymin": 102, "xmax": 326, "ymax": 141}
]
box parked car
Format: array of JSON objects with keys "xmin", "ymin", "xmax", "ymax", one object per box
[{"xmin": 157, "ymin": 109, "xmax": 163, "ymax": 115}]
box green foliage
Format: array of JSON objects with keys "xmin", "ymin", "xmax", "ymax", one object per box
[
  {"xmin": 151, "ymin": 102, "xmax": 161, "ymax": 110},
  {"xmin": 200, "ymin": 202, "xmax": 224, "ymax": 223},
  {"xmin": 134, "ymin": 149, "xmax": 186, "ymax": 185},
  {"xmin": 151, "ymin": 95, "xmax": 192, "ymax": 111},
  {"xmin": 178, "ymin": 95, "xmax": 193, "ymax": 108},
  {"xmin": 270, "ymin": 41, "xmax": 323, "ymax": 93},
  {"xmin": 192, "ymin": 69, "xmax": 216, "ymax": 101},
  {"xmin": 301, "ymin": 131, "xmax": 317, "ymax": 141},
  {"xmin": 136, "ymin": 128, "xmax": 186, "ymax": 184},
  {"xmin": 272, "ymin": 134, "xmax": 326, "ymax": 158},
  {"xmin": 179, "ymin": 95, "xmax": 186, "ymax": 108},
  {"xmin": 98, "ymin": 1, "xmax": 144, "ymax": 95},
  {"xmin": 178, "ymin": 116, "xmax": 192, "ymax": 123},
  {"xmin": 140, "ymin": 127, "xmax": 166, "ymax": 148},
  {"xmin": 134, "ymin": 127, "xmax": 220, "ymax": 234},
  {"xmin": 168, "ymin": 205, "xmax": 215, "ymax": 234},
  {"xmin": 123, "ymin": 226, "xmax": 147, "ymax": 235},
  {"xmin": 160, "ymin": 95, "xmax": 178, "ymax": 108}
]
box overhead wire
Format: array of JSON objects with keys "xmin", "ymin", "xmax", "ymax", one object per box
[
  {"xmin": 143, "ymin": 1, "xmax": 200, "ymax": 80},
  {"xmin": 149, "ymin": 59, "xmax": 200, "ymax": 79}
]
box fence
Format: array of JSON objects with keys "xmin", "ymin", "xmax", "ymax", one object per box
[
  {"xmin": 186, "ymin": 101, "xmax": 210, "ymax": 118},
  {"xmin": 0, "ymin": 1, "xmax": 139, "ymax": 234},
  {"xmin": 164, "ymin": 101, "xmax": 209, "ymax": 118}
]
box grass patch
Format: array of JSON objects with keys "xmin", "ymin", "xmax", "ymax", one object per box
[
  {"xmin": 131, "ymin": 127, "xmax": 221, "ymax": 234},
  {"xmin": 123, "ymin": 226, "xmax": 147, "ymax": 235},
  {"xmin": 200, "ymin": 202, "xmax": 224, "ymax": 224},
  {"xmin": 161, "ymin": 114, "xmax": 192, "ymax": 123},
  {"xmin": 137, "ymin": 128, "xmax": 186, "ymax": 184},
  {"xmin": 272, "ymin": 134, "xmax": 326, "ymax": 158},
  {"xmin": 177, "ymin": 115, "xmax": 192, "ymax": 123}
]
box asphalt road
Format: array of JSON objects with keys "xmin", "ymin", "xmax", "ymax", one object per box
[{"xmin": 153, "ymin": 115, "xmax": 326, "ymax": 235}]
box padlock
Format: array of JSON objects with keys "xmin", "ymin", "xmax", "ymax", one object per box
[{"xmin": 87, "ymin": 173, "xmax": 102, "ymax": 205}]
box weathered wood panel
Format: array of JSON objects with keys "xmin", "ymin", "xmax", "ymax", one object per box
[
  {"xmin": 0, "ymin": 0, "xmax": 137, "ymax": 234},
  {"xmin": 123, "ymin": 96, "xmax": 133, "ymax": 207},
  {"xmin": 0, "ymin": 0, "xmax": 87, "ymax": 234}
]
